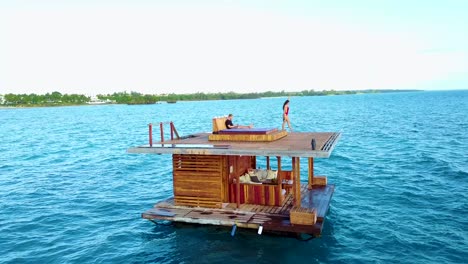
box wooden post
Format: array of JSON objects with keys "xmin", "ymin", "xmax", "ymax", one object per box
[
  {"xmin": 251, "ymin": 155, "xmax": 256, "ymax": 169},
  {"xmin": 148, "ymin": 123, "xmax": 153, "ymax": 147},
  {"xmin": 221, "ymin": 157, "xmax": 226, "ymax": 204},
  {"xmin": 172, "ymin": 124, "xmax": 180, "ymax": 139},
  {"xmin": 170, "ymin": 122, "xmax": 174, "ymax": 140},
  {"xmin": 160, "ymin": 122, "xmax": 164, "ymax": 142},
  {"xmin": 308, "ymin": 157, "xmax": 314, "ymax": 190},
  {"xmin": 266, "ymin": 156, "xmax": 270, "ymax": 170},
  {"xmin": 292, "ymin": 157, "xmax": 296, "ymax": 205},
  {"xmin": 277, "ymin": 156, "xmax": 282, "ymax": 204},
  {"xmin": 236, "ymin": 171, "xmax": 240, "ymax": 209},
  {"xmin": 293, "ymin": 157, "xmax": 301, "ymax": 207}
]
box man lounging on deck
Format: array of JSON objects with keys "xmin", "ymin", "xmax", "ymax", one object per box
[{"xmin": 225, "ymin": 114, "xmax": 253, "ymax": 129}]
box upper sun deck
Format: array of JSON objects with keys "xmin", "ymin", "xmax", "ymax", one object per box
[{"xmin": 128, "ymin": 131, "xmax": 341, "ymax": 158}]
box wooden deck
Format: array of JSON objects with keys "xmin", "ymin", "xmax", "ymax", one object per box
[
  {"xmin": 142, "ymin": 184, "xmax": 335, "ymax": 236},
  {"xmin": 128, "ymin": 132, "xmax": 341, "ymax": 158}
]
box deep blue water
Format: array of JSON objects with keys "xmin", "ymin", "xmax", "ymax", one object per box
[{"xmin": 1, "ymin": 90, "xmax": 467, "ymax": 263}]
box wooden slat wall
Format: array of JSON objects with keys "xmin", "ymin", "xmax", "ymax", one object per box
[
  {"xmin": 278, "ymin": 171, "xmax": 292, "ymax": 180},
  {"xmin": 229, "ymin": 183, "xmax": 282, "ymax": 206},
  {"xmin": 228, "ymin": 156, "xmax": 254, "ymax": 182},
  {"xmin": 173, "ymin": 154, "xmax": 226, "ymax": 208}
]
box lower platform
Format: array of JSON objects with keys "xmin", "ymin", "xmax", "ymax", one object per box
[{"xmin": 142, "ymin": 184, "xmax": 334, "ymax": 237}]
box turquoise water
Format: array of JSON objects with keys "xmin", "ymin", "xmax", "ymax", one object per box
[{"xmin": 1, "ymin": 91, "xmax": 467, "ymax": 263}]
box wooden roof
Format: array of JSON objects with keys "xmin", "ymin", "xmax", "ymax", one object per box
[{"xmin": 128, "ymin": 131, "xmax": 341, "ymax": 158}]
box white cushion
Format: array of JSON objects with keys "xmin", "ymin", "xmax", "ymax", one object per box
[{"xmin": 266, "ymin": 170, "xmax": 277, "ymax": 180}]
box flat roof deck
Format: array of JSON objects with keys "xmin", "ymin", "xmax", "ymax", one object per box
[
  {"xmin": 142, "ymin": 184, "xmax": 335, "ymax": 236},
  {"xmin": 128, "ymin": 132, "xmax": 341, "ymax": 158}
]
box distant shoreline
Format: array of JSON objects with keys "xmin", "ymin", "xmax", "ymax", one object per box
[
  {"xmin": 0, "ymin": 104, "xmax": 109, "ymax": 109},
  {"xmin": 0, "ymin": 89, "xmax": 423, "ymax": 108}
]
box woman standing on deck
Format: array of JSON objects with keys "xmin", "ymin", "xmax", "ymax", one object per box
[{"xmin": 282, "ymin": 98, "xmax": 292, "ymax": 131}]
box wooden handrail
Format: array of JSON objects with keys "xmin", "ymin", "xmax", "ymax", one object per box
[{"xmin": 148, "ymin": 121, "xmax": 181, "ymax": 146}]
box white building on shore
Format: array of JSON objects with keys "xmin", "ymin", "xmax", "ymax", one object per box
[{"xmin": 87, "ymin": 95, "xmax": 114, "ymax": 105}]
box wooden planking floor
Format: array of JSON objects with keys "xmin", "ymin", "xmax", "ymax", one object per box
[
  {"xmin": 150, "ymin": 184, "xmax": 333, "ymax": 215},
  {"xmin": 146, "ymin": 183, "xmax": 333, "ymax": 219},
  {"xmin": 142, "ymin": 183, "xmax": 334, "ymax": 236},
  {"xmin": 300, "ymin": 184, "xmax": 335, "ymax": 221},
  {"xmin": 185, "ymin": 209, "xmax": 254, "ymax": 223}
]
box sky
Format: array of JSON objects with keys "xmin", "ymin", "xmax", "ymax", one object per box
[{"xmin": 1, "ymin": 0, "xmax": 467, "ymax": 95}]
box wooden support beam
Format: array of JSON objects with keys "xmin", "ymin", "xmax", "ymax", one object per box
[
  {"xmin": 296, "ymin": 157, "xmax": 301, "ymax": 207},
  {"xmin": 291, "ymin": 157, "xmax": 295, "ymax": 203},
  {"xmin": 266, "ymin": 156, "xmax": 270, "ymax": 170},
  {"xmin": 293, "ymin": 157, "xmax": 301, "ymax": 207},
  {"xmin": 276, "ymin": 156, "xmax": 283, "ymax": 204},
  {"xmin": 308, "ymin": 157, "xmax": 314, "ymax": 190},
  {"xmin": 236, "ymin": 168, "xmax": 240, "ymax": 209}
]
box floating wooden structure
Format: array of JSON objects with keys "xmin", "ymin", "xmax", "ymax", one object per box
[{"xmin": 128, "ymin": 118, "xmax": 341, "ymax": 237}]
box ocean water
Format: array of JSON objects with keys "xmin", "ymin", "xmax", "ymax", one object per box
[{"xmin": 0, "ymin": 90, "xmax": 467, "ymax": 264}]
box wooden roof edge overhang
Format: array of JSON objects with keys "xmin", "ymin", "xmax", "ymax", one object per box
[{"xmin": 128, "ymin": 132, "xmax": 341, "ymax": 158}]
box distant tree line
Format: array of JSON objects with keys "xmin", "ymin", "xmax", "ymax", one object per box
[
  {"xmin": 97, "ymin": 89, "xmax": 410, "ymax": 104},
  {"xmin": 96, "ymin": 91, "xmax": 271, "ymax": 104},
  {"xmin": 1, "ymin": 89, "xmax": 419, "ymax": 107},
  {"xmin": 1, "ymin": 92, "xmax": 89, "ymax": 106}
]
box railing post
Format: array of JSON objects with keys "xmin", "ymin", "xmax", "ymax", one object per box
[
  {"xmin": 160, "ymin": 122, "xmax": 164, "ymax": 142},
  {"xmin": 170, "ymin": 122, "xmax": 174, "ymax": 140},
  {"xmin": 277, "ymin": 156, "xmax": 281, "ymax": 171},
  {"xmin": 148, "ymin": 123, "xmax": 153, "ymax": 147}
]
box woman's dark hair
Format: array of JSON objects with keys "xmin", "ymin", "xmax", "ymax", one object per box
[{"xmin": 283, "ymin": 100, "xmax": 289, "ymax": 110}]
